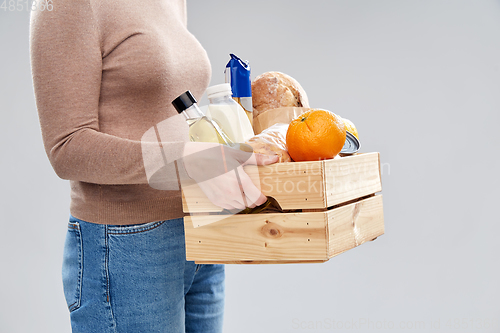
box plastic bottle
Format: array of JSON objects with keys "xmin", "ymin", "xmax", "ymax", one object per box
[
  {"xmin": 172, "ymin": 90, "xmax": 234, "ymax": 145},
  {"xmin": 205, "ymin": 83, "xmax": 254, "ymax": 143}
]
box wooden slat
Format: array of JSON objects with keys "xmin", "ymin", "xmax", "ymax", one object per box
[
  {"xmin": 246, "ymin": 161, "xmax": 326, "ymax": 210},
  {"xmin": 327, "ymin": 195, "xmax": 384, "ymax": 258},
  {"xmin": 324, "ymin": 152, "xmax": 382, "ymax": 207},
  {"xmin": 181, "ymin": 181, "xmax": 224, "ymax": 213},
  {"xmin": 184, "ymin": 195, "xmax": 385, "ymax": 264},
  {"xmin": 184, "ymin": 211, "xmax": 329, "ymax": 262},
  {"xmin": 182, "ymin": 160, "xmax": 325, "ymax": 213},
  {"xmin": 182, "ymin": 153, "xmax": 382, "ymax": 214},
  {"xmin": 194, "ymin": 259, "xmax": 328, "ymax": 265},
  {"xmin": 258, "ymin": 153, "xmax": 382, "ymax": 210}
]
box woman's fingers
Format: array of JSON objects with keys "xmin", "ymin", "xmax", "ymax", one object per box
[
  {"xmin": 196, "ymin": 171, "xmax": 247, "ymax": 210},
  {"xmin": 255, "ymin": 153, "xmax": 279, "ymax": 166},
  {"xmin": 235, "ymin": 166, "xmax": 267, "ymax": 208},
  {"xmin": 183, "ymin": 143, "xmax": 277, "ymax": 211},
  {"xmin": 196, "ymin": 168, "xmax": 266, "ymax": 211},
  {"xmin": 240, "ymin": 153, "xmax": 279, "ymax": 166},
  {"xmin": 183, "ymin": 143, "xmax": 279, "ymax": 183},
  {"xmin": 247, "ymin": 193, "xmax": 267, "ymax": 208},
  {"xmin": 228, "ymin": 200, "xmax": 246, "ymax": 210},
  {"xmin": 215, "ymin": 200, "xmax": 245, "ymax": 211},
  {"xmin": 230, "ymin": 145, "xmax": 278, "ymax": 167}
]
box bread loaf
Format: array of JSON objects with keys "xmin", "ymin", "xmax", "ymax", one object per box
[
  {"xmin": 245, "ymin": 123, "xmax": 291, "ymax": 163},
  {"xmin": 251, "ymin": 71, "xmax": 310, "ymax": 118}
]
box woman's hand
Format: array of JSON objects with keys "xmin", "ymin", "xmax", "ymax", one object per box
[{"xmin": 182, "ymin": 142, "xmax": 279, "ymax": 211}]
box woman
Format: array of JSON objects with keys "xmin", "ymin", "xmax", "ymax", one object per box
[{"xmin": 29, "ymin": 0, "xmax": 276, "ymax": 332}]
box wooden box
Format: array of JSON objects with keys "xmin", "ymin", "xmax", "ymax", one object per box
[{"xmin": 181, "ymin": 152, "xmax": 384, "ymax": 264}]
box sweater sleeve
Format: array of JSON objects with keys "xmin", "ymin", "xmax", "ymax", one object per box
[{"xmin": 29, "ymin": 1, "xmax": 186, "ymax": 185}]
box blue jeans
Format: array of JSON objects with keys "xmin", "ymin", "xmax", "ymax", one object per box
[{"xmin": 62, "ymin": 216, "xmax": 225, "ymax": 333}]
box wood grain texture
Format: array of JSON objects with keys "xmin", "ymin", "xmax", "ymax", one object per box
[
  {"xmin": 184, "ymin": 195, "xmax": 385, "ymax": 264},
  {"xmin": 324, "ymin": 152, "xmax": 382, "ymax": 207},
  {"xmin": 245, "ymin": 161, "xmax": 325, "ymax": 210},
  {"xmin": 193, "ymin": 259, "xmax": 328, "ymax": 265},
  {"xmin": 181, "ymin": 160, "xmax": 325, "ymax": 213},
  {"xmin": 327, "ymin": 195, "xmax": 385, "ymax": 258},
  {"xmin": 185, "ymin": 211, "xmax": 329, "ymax": 262},
  {"xmin": 182, "ymin": 153, "xmax": 382, "ymax": 213}
]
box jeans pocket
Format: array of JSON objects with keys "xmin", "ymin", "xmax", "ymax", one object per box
[
  {"xmin": 107, "ymin": 219, "xmax": 167, "ymax": 235},
  {"xmin": 62, "ymin": 222, "xmax": 83, "ymax": 312}
]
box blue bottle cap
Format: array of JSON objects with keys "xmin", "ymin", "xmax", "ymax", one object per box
[{"xmin": 225, "ymin": 54, "xmax": 252, "ymax": 98}]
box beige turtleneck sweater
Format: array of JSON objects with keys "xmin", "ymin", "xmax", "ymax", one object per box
[{"xmin": 29, "ymin": 0, "xmax": 211, "ymax": 224}]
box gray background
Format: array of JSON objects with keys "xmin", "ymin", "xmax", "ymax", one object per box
[{"xmin": 1, "ymin": 0, "xmax": 499, "ymax": 332}]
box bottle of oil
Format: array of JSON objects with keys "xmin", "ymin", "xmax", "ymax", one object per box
[{"xmin": 172, "ymin": 90, "xmax": 234, "ymax": 145}]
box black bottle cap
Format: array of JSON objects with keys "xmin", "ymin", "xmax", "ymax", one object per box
[{"xmin": 172, "ymin": 91, "xmax": 197, "ymax": 114}]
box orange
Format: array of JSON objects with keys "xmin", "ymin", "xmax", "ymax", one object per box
[
  {"xmin": 286, "ymin": 109, "xmax": 346, "ymax": 162},
  {"xmin": 342, "ymin": 117, "xmax": 359, "ymax": 139}
]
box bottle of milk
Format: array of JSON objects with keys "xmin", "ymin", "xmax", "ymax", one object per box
[{"xmin": 205, "ymin": 83, "xmax": 254, "ymax": 143}]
